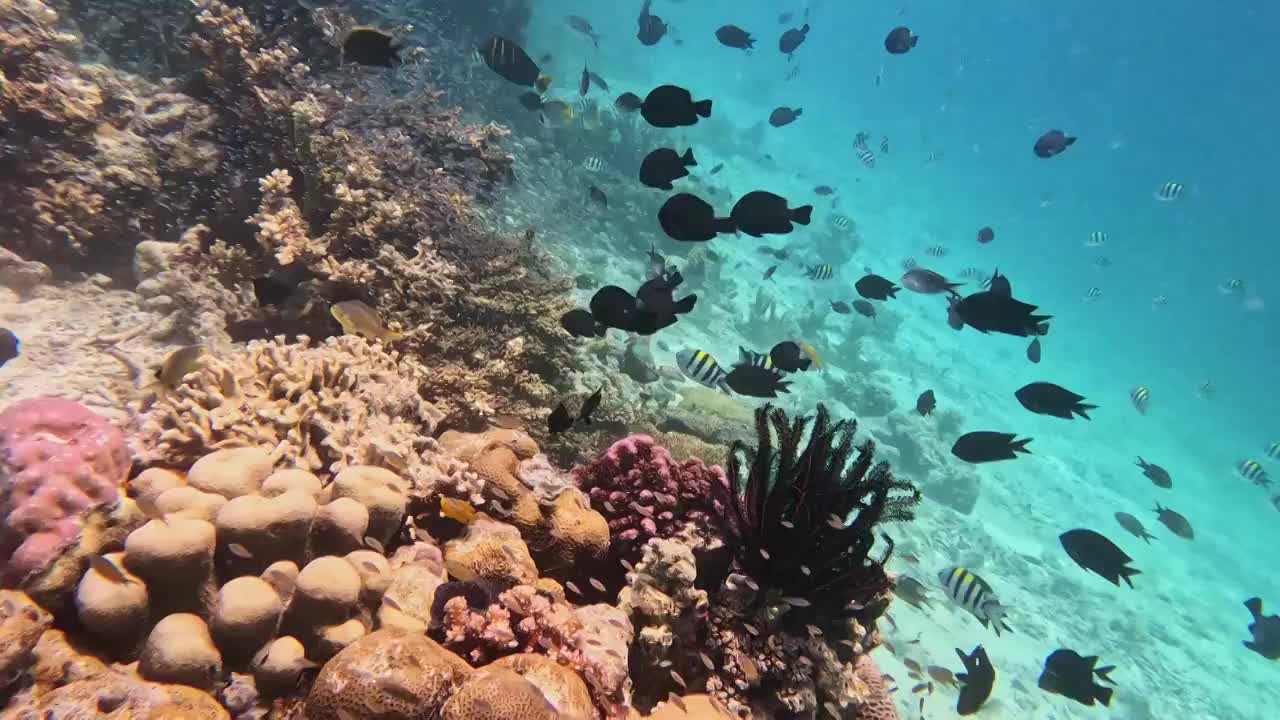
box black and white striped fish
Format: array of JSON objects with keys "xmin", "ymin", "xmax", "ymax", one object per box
[
  {"xmin": 583, "ymin": 156, "xmax": 604, "ymax": 172},
  {"xmin": 1267, "ymin": 441, "xmax": 1280, "ymax": 460},
  {"xmin": 937, "ymin": 567, "xmax": 1012, "ymax": 636},
  {"xmin": 807, "ymin": 263, "xmax": 834, "ymax": 280},
  {"xmin": 1130, "ymin": 385, "xmax": 1151, "ymax": 414},
  {"xmin": 1218, "ymin": 278, "xmax": 1244, "ymax": 294},
  {"xmin": 1239, "ymin": 459, "xmax": 1271, "ymax": 487},
  {"xmin": 737, "ymin": 347, "xmax": 779, "ymax": 374},
  {"xmin": 1154, "ymin": 181, "xmax": 1184, "ymax": 202},
  {"xmin": 880, "ymin": 136, "xmax": 890, "ymax": 154},
  {"xmin": 675, "ymin": 350, "xmax": 730, "ymax": 392},
  {"xmin": 832, "ymin": 214, "xmax": 851, "ymax": 230},
  {"xmin": 1086, "ymin": 231, "xmax": 1108, "ymax": 248},
  {"xmin": 1083, "ymin": 287, "xmax": 1102, "ymax": 301},
  {"xmin": 902, "ymin": 257, "xmax": 917, "ymax": 270},
  {"xmin": 853, "ymin": 131, "xmax": 871, "ymax": 150},
  {"xmin": 960, "ymin": 267, "xmax": 990, "ymax": 285},
  {"xmin": 855, "ymin": 147, "xmax": 876, "ymax": 168},
  {"xmin": 926, "ymin": 245, "xmax": 948, "ymax": 257}
]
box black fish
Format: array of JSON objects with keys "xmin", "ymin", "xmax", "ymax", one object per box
[
  {"xmin": 1034, "ymin": 129, "xmax": 1077, "ymax": 158},
  {"xmin": 343, "ymin": 27, "xmax": 401, "ymax": 67},
  {"xmin": 987, "ymin": 269, "xmax": 1011, "ymax": 297},
  {"xmin": 658, "ymin": 193, "xmax": 736, "ymax": 242},
  {"xmin": 1038, "ymin": 649, "xmax": 1116, "ymax": 707},
  {"xmin": 976, "ymin": 226, "xmax": 995, "ymax": 244},
  {"xmin": 588, "ymin": 71, "xmax": 609, "ymax": 92},
  {"xmin": 769, "ymin": 341, "xmax": 812, "ymax": 372},
  {"xmin": 814, "ymin": 185, "xmax": 835, "ymax": 195},
  {"xmin": 1014, "ymin": 382, "xmax": 1096, "ymax": 420},
  {"xmin": 1152, "ymin": 503, "xmax": 1193, "ymax": 539},
  {"xmin": 641, "ymin": 84, "xmax": 713, "ymax": 128},
  {"xmin": 725, "ymin": 365, "xmax": 791, "ymax": 398},
  {"xmin": 916, "ymin": 389, "xmax": 936, "ymax": 416},
  {"xmin": 1027, "ymin": 336, "xmax": 1042, "ymax": 363},
  {"xmin": 587, "ymin": 185, "xmax": 608, "ymax": 208},
  {"xmin": 0, "ymin": 328, "xmax": 18, "ymax": 367},
  {"xmin": 779, "ymin": 24, "xmax": 810, "ymax": 57},
  {"xmin": 637, "ymin": 0, "xmax": 668, "ymax": 46},
  {"xmin": 1243, "ymin": 597, "xmax": 1280, "ymax": 659},
  {"xmin": 560, "ymin": 308, "xmax": 606, "ymax": 338},
  {"xmin": 716, "ymin": 25, "xmax": 756, "ymax": 50},
  {"xmin": 615, "ymin": 92, "xmax": 643, "ymax": 112},
  {"xmin": 517, "ymin": 91, "xmax": 544, "ymax": 111},
  {"xmin": 1114, "ymin": 512, "xmax": 1156, "ymax": 544},
  {"xmin": 954, "ymin": 646, "xmax": 995, "ymax": 716},
  {"xmin": 640, "ymin": 147, "xmax": 697, "ymax": 190},
  {"xmin": 951, "ymin": 432, "xmax": 1032, "ymax": 463},
  {"xmin": 1135, "ymin": 456, "xmax": 1172, "ymax": 489},
  {"xmin": 852, "ymin": 299, "xmax": 876, "ymax": 320},
  {"xmin": 830, "ymin": 300, "xmax": 851, "ymax": 314},
  {"xmin": 953, "ymin": 291, "xmax": 1051, "ymax": 336},
  {"xmin": 901, "ymin": 268, "xmax": 962, "ymax": 295},
  {"xmin": 710, "ymin": 163, "xmax": 725, "ymax": 175},
  {"xmin": 578, "ymin": 387, "xmax": 603, "ymax": 425},
  {"xmin": 884, "ymin": 26, "xmax": 919, "ymax": 54},
  {"xmin": 548, "ymin": 402, "xmax": 574, "ymax": 434},
  {"xmin": 764, "ymin": 265, "xmax": 778, "ymax": 281},
  {"xmin": 479, "ymin": 36, "xmax": 552, "ymax": 92},
  {"xmin": 589, "ymin": 286, "xmax": 637, "ymax": 329},
  {"xmin": 855, "ymin": 274, "xmax": 900, "ymax": 301},
  {"xmin": 579, "ymin": 64, "xmax": 591, "ymax": 96},
  {"xmin": 588, "ymin": 279, "xmax": 693, "ymax": 337},
  {"xmin": 730, "ymin": 191, "xmax": 812, "ymax": 237},
  {"xmin": 778, "ymin": 12, "xmax": 794, "ymax": 24},
  {"xmin": 769, "ymin": 106, "xmax": 803, "ymax": 127},
  {"xmin": 1059, "ymin": 528, "xmax": 1139, "ymax": 588}
]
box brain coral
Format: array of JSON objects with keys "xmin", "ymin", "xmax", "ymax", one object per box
[
  {"xmin": 0, "ymin": 397, "xmax": 130, "ymax": 586},
  {"xmin": 136, "ymin": 335, "xmax": 467, "ymax": 495}
]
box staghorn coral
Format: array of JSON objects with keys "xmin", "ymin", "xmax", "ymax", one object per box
[
  {"xmin": 0, "ymin": 397, "xmax": 130, "ymax": 588},
  {"xmin": 135, "ymin": 335, "xmax": 455, "ymax": 490},
  {"xmin": 573, "ymin": 435, "xmax": 731, "ymax": 561}
]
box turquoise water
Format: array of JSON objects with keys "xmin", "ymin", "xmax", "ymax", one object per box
[{"xmin": 513, "ymin": 1, "xmax": 1278, "ymax": 717}]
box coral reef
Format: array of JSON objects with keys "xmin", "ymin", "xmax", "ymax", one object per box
[
  {"xmin": 573, "ymin": 435, "xmax": 731, "ymax": 561},
  {"xmin": 0, "ymin": 397, "xmax": 131, "ymax": 587}
]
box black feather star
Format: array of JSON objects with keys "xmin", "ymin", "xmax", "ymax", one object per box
[{"xmin": 710, "ymin": 404, "xmax": 921, "ymax": 625}]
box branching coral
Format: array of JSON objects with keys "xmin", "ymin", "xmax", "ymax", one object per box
[{"xmin": 711, "ymin": 404, "xmax": 920, "ymax": 631}]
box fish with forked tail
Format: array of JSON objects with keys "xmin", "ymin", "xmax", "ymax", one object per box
[
  {"xmin": 1038, "ymin": 649, "xmax": 1117, "ymax": 707},
  {"xmin": 951, "ymin": 432, "xmax": 1032, "ymax": 463},
  {"xmin": 1243, "ymin": 597, "xmax": 1280, "ymax": 659},
  {"xmin": 1060, "ymin": 528, "xmax": 1139, "ymax": 588}
]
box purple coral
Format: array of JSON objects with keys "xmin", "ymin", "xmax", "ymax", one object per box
[
  {"xmin": 0, "ymin": 397, "xmax": 130, "ymax": 586},
  {"xmin": 572, "ymin": 435, "xmax": 730, "ymax": 556}
]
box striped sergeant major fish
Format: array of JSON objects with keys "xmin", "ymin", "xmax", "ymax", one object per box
[
  {"xmin": 1239, "ymin": 459, "xmax": 1272, "ymax": 487},
  {"xmin": 1268, "ymin": 441, "xmax": 1280, "ymax": 460},
  {"xmin": 1130, "ymin": 385, "xmax": 1150, "ymax": 414},
  {"xmin": 1154, "ymin": 180, "xmax": 1185, "ymax": 202},
  {"xmin": 583, "ymin": 156, "xmax": 605, "ymax": 172},
  {"xmin": 855, "ymin": 147, "xmax": 876, "ymax": 168},
  {"xmin": 737, "ymin": 346, "xmax": 778, "ymax": 374},
  {"xmin": 1083, "ymin": 287, "xmax": 1102, "ymax": 301},
  {"xmin": 937, "ymin": 567, "xmax": 1012, "ymax": 636},
  {"xmin": 675, "ymin": 350, "xmax": 730, "ymax": 392},
  {"xmin": 1086, "ymin": 231, "xmax": 1108, "ymax": 247},
  {"xmin": 807, "ymin": 263, "xmax": 834, "ymax": 280}
]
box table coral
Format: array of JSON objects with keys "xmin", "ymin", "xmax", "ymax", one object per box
[
  {"xmin": 0, "ymin": 397, "xmax": 130, "ymax": 587},
  {"xmin": 573, "ymin": 434, "xmax": 731, "ymax": 560}
]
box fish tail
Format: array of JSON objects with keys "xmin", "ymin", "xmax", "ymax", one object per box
[
  {"xmin": 536, "ymin": 74, "xmax": 553, "ymax": 93},
  {"xmin": 798, "ymin": 357, "xmax": 812, "ymax": 371},
  {"xmin": 1119, "ymin": 566, "xmax": 1140, "ymax": 589},
  {"xmin": 1093, "ymin": 685, "xmax": 1114, "ymax": 707},
  {"xmin": 777, "ymin": 381, "xmax": 792, "ymax": 394},
  {"xmin": 674, "ymin": 294, "xmax": 697, "ymax": 314},
  {"xmin": 1245, "ymin": 596, "xmax": 1264, "ymax": 619},
  {"xmin": 694, "ymin": 99, "xmax": 713, "ymax": 118},
  {"xmin": 1011, "ymin": 437, "xmax": 1033, "ymax": 455},
  {"xmin": 1076, "ymin": 403, "xmax": 1098, "ymax": 420},
  {"xmin": 1135, "ymin": 456, "xmax": 1146, "ymax": 468},
  {"xmin": 682, "ymin": 148, "xmax": 697, "ymax": 166},
  {"xmin": 1141, "ymin": 530, "xmax": 1156, "ymax": 544},
  {"xmin": 1093, "ymin": 665, "xmax": 1117, "ymax": 684},
  {"xmin": 791, "ymin": 205, "xmax": 813, "ymax": 225},
  {"xmin": 1064, "ymin": 135, "xmax": 1077, "ymax": 146}
]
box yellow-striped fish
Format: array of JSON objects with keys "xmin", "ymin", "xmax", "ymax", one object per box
[
  {"xmin": 676, "ymin": 349, "xmax": 730, "ymax": 392},
  {"xmin": 937, "ymin": 567, "xmax": 1012, "ymax": 636},
  {"xmin": 1239, "ymin": 460, "xmax": 1271, "ymax": 488},
  {"xmin": 330, "ymin": 301, "xmax": 404, "ymax": 343},
  {"xmin": 807, "ymin": 263, "xmax": 834, "ymax": 280},
  {"xmin": 797, "ymin": 340, "xmax": 824, "ymax": 369},
  {"xmin": 1130, "ymin": 385, "xmax": 1150, "ymax": 415},
  {"xmin": 737, "ymin": 346, "xmax": 777, "ymax": 373}
]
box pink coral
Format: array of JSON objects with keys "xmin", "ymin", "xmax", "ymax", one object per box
[
  {"xmin": 0, "ymin": 397, "xmax": 130, "ymax": 586},
  {"xmin": 851, "ymin": 654, "xmax": 899, "ymax": 720},
  {"xmin": 572, "ymin": 435, "xmax": 730, "ymax": 556}
]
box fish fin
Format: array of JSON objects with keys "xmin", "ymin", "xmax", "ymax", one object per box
[
  {"xmin": 798, "ymin": 357, "xmax": 812, "ymax": 371},
  {"xmin": 1135, "ymin": 456, "xmax": 1147, "ymax": 468},
  {"xmin": 1245, "ymin": 597, "xmax": 1264, "ymax": 618},
  {"xmin": 1076, "ymin": 403, "xmax": 1098, "ymax": 420},
  {"xmin": 1093, "ymin": 665, "xmax": 1116, "ymax": 684},
  {"xmin": 1244, "ymin": 639, "xmax": 1261, "ymax": 652},
  {"xmin": 713, "ymin": 217, "xmax": 737, "ymax": 234},
  {"xmin": 674, "ymin": 294, "xmax": 697, "ymax": 314},
  {"xmin": 1011, "ymin": 437, "xmax": 1033, "ymax": 455},
  {"xmin": 682, "ymin": 148, "xmax": 697, "ymax": 166},
  {"xmin": 536, "ymin": 74, "xmax": 553, "ymax": 93},
  {"xmin": 1093, "ymin": 684, "xmax": 1114, "ymax": 707},
  {"xmin": 791, "ymin": 205, "xmax": 813, "ymax": 225},
  {"xmin": 1064, "ymin": 135, "xmax": 1077, "ymax": 146},
  {"xmin": 694, "ymin": 99, "xmax": 712, "ymax": 118},
  {"xmin": 737, "ymin": 347, "xmax": 752, "ymax": 364},
  {"xmin": 1119, "ymin": 566, "xmax": 1140, "ymax": 589}
]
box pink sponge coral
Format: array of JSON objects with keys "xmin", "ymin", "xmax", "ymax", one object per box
[
  {"xmin": 0, "ymin": 397, "xmax": 130, "ymax": 586},
  {"xmin": 572, "ymin": 435, "xmax": 730, "ymax": 556}
]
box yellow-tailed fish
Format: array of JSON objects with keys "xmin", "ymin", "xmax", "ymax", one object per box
[
  {"xmin": 798, "ymin": 340, "xmax": 824, "ymax": 369},
  {"xmin": 330, "ymin": 301, "xmax": 404, "ymax": 342},
  {"xmin": 539, "ymin": 100, "xmax": 575, "ymax": 128},
  {"xmin": 439, "ymin": 497, "xmax": 477, "ymax": 524}
]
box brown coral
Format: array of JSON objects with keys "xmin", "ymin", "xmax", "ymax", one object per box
[{"xmin": 441, "ymin": 666, "xmax": 559, "ymax": 720}]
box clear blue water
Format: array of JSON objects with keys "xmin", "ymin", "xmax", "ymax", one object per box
[{"xmin": 517, "ymin": 1, "xmax": 1278, "ymax": 717}]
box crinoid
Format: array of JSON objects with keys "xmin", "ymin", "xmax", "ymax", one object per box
[{"xmin": 712, "ymin": 404, "xmax": 921, "ymax": 626}]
